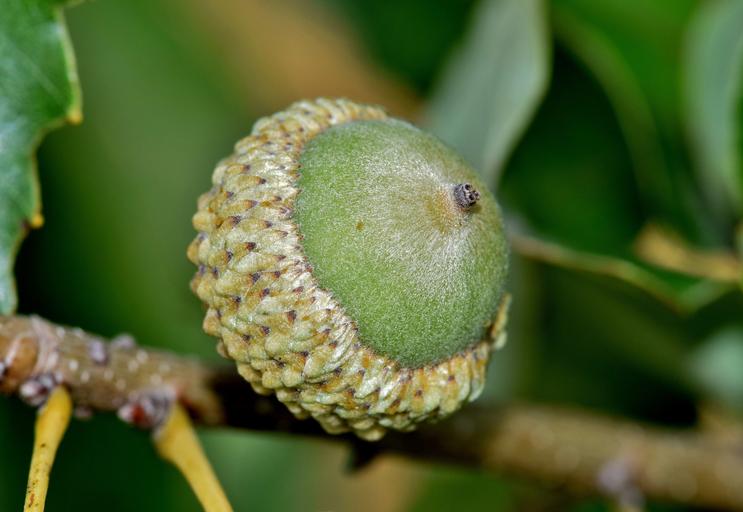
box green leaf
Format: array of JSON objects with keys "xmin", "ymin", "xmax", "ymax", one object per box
[
  {"xmin": 551, "ymin": 0, "xmax": 702, "ymax": 239},
  {"xmin": 684, "ymin": 0, "xmax": 743, "ymax": 215},
  {"xmin": 690, "ymin": 328, "xmax": 743, "ymax": 411},
  {"xmin": 512, "ymin": 233, "xmax": 733, "ymax": 313},
  {"xmin": 409, "ymin": 469, "xmax": 512, "ymax": 512},
  {"xmin": 424, "ymin": 0, "xmax": 550, "ymax": 188},
  {"xmin": 321, "ymin": 0, "xmax": 478, "ymax": 93},
  {"xmin": 0, "ymin": 0, "xmax": 81, "ymax": 313},
  {"xmin": 528, "ymin": 263, "xmax": 700, "ymax": 419},
  {"xmin": 502, "ymin": 47, "xmax": 735, "ymax": 313}
]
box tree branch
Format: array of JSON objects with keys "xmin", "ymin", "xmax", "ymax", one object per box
[{"xmin": 2, "ymin": 315, "xmax": 743, "ymax": 511}]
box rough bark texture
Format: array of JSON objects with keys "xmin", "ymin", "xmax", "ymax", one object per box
[{"xmin": 2, "ymin": 315, "xmax": 743, "ymax": 511}]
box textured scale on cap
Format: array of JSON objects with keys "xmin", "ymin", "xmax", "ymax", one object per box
[{"xmin": 188, "ymin": 98, "xmax": 509, "ymax": 440}]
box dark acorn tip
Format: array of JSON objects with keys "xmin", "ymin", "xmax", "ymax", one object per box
[{"xmin": 453, "ymin": 183, "xmax": 480, "ymax": 210}]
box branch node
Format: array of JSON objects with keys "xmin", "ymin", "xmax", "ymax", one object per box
[
  {"xmin": 19, "ymin": 373, "xmax": 61, "ymax": 407},
  {"xmin": 118, "ymin": 390, "xmax": 175, "ymax": 430}
]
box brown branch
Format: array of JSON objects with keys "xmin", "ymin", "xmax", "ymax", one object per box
[
  {"xmin": 0, "ymin": 315, "xmax": 222, "ymax": 425},
  {"xmin": 2, "ymin": 315, "xmax": 743, "ymax": 511}
]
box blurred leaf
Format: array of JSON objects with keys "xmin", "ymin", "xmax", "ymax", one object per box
[
  {"xmin": 552, "ymin": 0, "xmax": 702, "ymax": 239},
  {"xmin": 0, "ymin": 400, "xmax": 33, "ymax": 510},
  {"xmin": 501, "ymin": 48, "xmax": 732, "ymax": 313},
  {"xmin": 512, "ymin": 233, "xmax": 733, "ymax": 313},
  {"xmin": 501, "ymin": 48, "xmax": 642, "ymax": 255},
  {"xmin": 690, "ymin": 328, "xmax": 743, "ymax": 411},
  {"xmin": 322, "ymin": 0, "xmax": 478, "ymax": 93},
  {"xmin": 684, "ymin": 0, "xmax": 743, "ymax": 216},
  {"xmin": 0, "ymin": 0, "xmax": 81, "ymax": 314},
  {"xmin": 204, "ymin": 431, "xmax": 315, "ymax": 512},
  {"xmin": 530, "ymin": 264, "xmax": 699, "ymax": 425},
  {"xmin": 425, "ymin": 0, "xmax": 550, "ymax": 187},
  {"xmin": 409, "ymin": 468, "xmax": 512, "ymax": 512}
]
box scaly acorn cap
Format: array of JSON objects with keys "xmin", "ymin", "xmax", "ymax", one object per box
[{"xmin": 188, "ymin": 98, "xmax": 509, "ymax": 440}]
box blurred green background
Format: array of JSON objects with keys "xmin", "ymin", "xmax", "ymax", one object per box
[{"xmin": 2, "ymin": 0, "xmax": 743, "ymax": 510}]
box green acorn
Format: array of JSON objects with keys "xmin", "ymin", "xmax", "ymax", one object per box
[{"xmin": 188, "ymin": 98, "xmax": 509, "ymax": 440}]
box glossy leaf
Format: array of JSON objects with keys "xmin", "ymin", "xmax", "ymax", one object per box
[
  {"xmin": 691, "ymin": 328, "xmax": 743, "ymax": 411},
  {"xmin": 528, "ymin": 264, "xmax": 699, "ymax": 424},
  {"xmin": 684, "ymin": 0, "xmax": 743, "ymax": 215},
  {"xmin": 502, "ymin": 49, "xmax": 733, "ymax": 313},
  {"xmin": 425, "ymin": 0, "xmax": 550, "ymax": 188},
  {"xmin": 552, "ymin": 0, "xmax": 702, "ymax": 238},
  {"xmin": 0, "ymin": 0, "xmax": 81, "ymax": 313}
]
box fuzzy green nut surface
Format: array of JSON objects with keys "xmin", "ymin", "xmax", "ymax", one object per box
[{"xmin": 296, "ymin": 119, "xmax": 508, "ymax": 367}]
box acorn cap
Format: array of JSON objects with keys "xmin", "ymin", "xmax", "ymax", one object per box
[{"xmin": 188, "ymin": 98, "xmax": 509, "ymax": 440}]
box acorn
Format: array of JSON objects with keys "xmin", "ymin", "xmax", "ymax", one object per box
[{"xmin": 188, "ymin": 98, "xmax": 509, "ymax": 440}]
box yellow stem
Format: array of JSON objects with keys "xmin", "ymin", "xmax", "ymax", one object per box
[
  {"xmin": 24, "ymin": 387, "xmax": 72, "ymax": 512},
  {"xmin": 154, "ymin": 403, "xmax": 233, "ymax": 512},
  {"xmin": 634, "ymin": 223, "xmax": 742, "ymax": 282}
]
